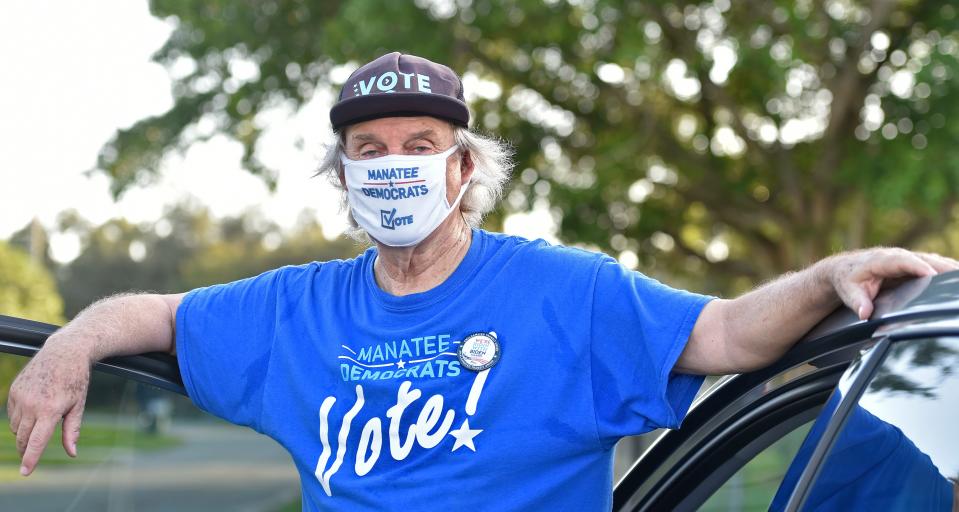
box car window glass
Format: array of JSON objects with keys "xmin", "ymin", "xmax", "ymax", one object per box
[
  {"xmin": 699, "ymin": 419, "xmax": 813, "ymax": 511},
  {"xmin": 797, "ymin": 337, "xmax": 959, "ymax": 510},
  {"xmin": 0, "ymin": 352, "xmax": 301, "ymax": 511},
  {"xmin": 766, "ymin": 340, "xmax": 886, "ymax": 510}
]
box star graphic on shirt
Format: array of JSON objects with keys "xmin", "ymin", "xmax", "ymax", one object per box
[
  {"xmin": 448, "ymin": 418, "xmax": 483, "ymax": 452},
  {"xmin": 388, "ymin": 180, "xmax": 395, "ymax": 188},
  {"xmin": 396, "ymin": 359, "xmax": 406, "ymax": 369}
]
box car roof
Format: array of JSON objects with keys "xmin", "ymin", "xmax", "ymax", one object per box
[{"xmin": 800, "ymin": 269, "xmax": 959, "ymax": 344}]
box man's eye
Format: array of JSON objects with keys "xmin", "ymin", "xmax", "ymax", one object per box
[
  {"xmin": 413, "ymin": 146, "xmax": 432, "ymax": 153},
  {"xmin": 360, "ymin": 150, "xmax": 380, "ymax": 158}
]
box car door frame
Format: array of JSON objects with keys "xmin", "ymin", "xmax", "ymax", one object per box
[
  {"xmin": 783, "ymin": 323, "xmax": 959, "ymax": 511},
  {"xmin": 613, "ymin": 325, "xmax": 875, "ymax": 511},
  {"xmin": 614, "ymin": 271, "xmax": 959, "ymax": 511},
  {"xmin": 0, "ymin": 314, "xmax": 185, "ymax": 395}
]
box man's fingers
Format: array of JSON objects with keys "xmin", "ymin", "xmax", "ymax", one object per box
[
  {"xmin": 882, "ymin": 251, "xmax": 936, "ymax": 278},
  {"xmin": 838, "ymin": 248, "xmax": 959, "ymax": 320},
  {"xmin": 841, "ymin": 284, "xmax": 875, "ymax": 320},
  {"xmin": 917, "ymin": 252, "xmax": 959, "ymax": 273},
  {"xmin": 15, "ymin": 416, "xmax": 36, "ymax": 457},
  {"xmin": 61, "ymin": 401, "xmax": 85, "ymax": 458},
  {"xmin": 21, "ymin": 417, "xmax": 57, "ymax": 476},
  {"xmin": 8, "ymin": 400, "xmax": 20, "ymax": 434}
]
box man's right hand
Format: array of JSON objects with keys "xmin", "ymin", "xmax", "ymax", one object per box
[
  {"xmin": 7, "ymin": 335, "xmax": 93, "ymax": 476},
  {"xmin": 6, "ymin": 292, "xmax": 183, "ymax": 476}
]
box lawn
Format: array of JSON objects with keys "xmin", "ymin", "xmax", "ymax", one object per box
[
  {"xmin": 699, "ymin": 422, "xmax": 812, "ymax": 511},
  {"xmin": 0, "ymin": 420, "xmax": 180, "ymax": 471},
  {"xmin": 272, "ymin": 496, "xmax": 301, "ymax": 512}
]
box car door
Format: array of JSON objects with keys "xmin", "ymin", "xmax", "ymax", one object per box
[
  {"xmin": 614, "ymin": 323, "xmax": 959, "ymax": 511},
  {"xmin": 773, "ymin": 331, "xmax": 959, "ymax": 511},
  {"xmin": 613, "ymin": 325, "xmax": 869, "ymax": 511},
  {"xmin": 615, "ymin": 271, "xmax": 959, "ymax": 511},
  {"xmin": 0, "ymin": 315, "xmax": 302, "ymax": 512}
]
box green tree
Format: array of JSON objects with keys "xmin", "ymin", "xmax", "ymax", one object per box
[
  {"xmin": 55, "ymin": 205, "xmax": 360, "ymax": 317},
  {"xmin": 54, "ymin": 210, "xmax": 201, "ymax": 319},
  {"xmin": 0, "ymin": 241, "xmax": 64, "ymax": 403},
  {"xmin": 97, "ymin": 0, "xmax": 959, "ymax": 294},
  {"xmin": 181, "ymin": 213, "xmax": 360, "ymax": 289},
  {"xmin": 0, "ymin": 242, "xmax": 63, "ymax": 323}
]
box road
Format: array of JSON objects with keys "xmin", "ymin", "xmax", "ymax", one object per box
[{"xmin": 0, "ymin": 418, "xmax": 300, "ymax": 512}]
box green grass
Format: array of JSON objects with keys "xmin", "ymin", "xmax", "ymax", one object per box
[
  {"xmin": 699, "ymin": 423, "xmax": 812, "ymax": 511},
  {"xmin": 0, "ymin": 421, "xmax": 181, "ymax": 468},
  {"xmin": 271, "ymin": 496, "xmax": 302, "ymax": 512}
]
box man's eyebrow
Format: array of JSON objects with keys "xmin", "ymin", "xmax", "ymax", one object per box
[
  {"xmin": 405, "ymin": 129, "xmax": 437, "ymax": 142},
  {"xmin": 350, "ymin": 133, "xmax": 379, "ymax": 142},
  {"xmin": 349, "ymin": 129, "xmax": 440, "ymax": 144}
]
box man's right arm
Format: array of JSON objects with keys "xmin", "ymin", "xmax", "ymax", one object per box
[{"xmin": 6, "ymin": 292, "xmax": 184, "ymax": 476}]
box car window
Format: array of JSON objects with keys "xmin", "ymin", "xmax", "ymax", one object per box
[
  {"xmin": 781, "ymin": 337, "xmax": 959, "ymax": 511},
  {"xmin": 615, "ymin": 353, "xmax": 842, "ymax": 512},
  {"xmin": 699, "ymin": 419, "xmax": 813, "ymax": 511},
  {"xmin": 0, "ymin": 352, "xmax": 301, "ymax": 512}
]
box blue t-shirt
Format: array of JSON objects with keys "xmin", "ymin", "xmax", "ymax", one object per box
[
  {"xmin": 771, "ymin": 405, "xmax": 953, "ymax": 511},
  {"xmin": 175, "ymin": 229, "xmax": 712, "ymax": 511}
]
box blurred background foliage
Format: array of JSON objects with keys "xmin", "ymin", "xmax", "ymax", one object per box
[
  {"xmin": 93, "ymin": 0, "xmax": 959, "ymax": 295},
  {"xmin": 8, "ymin": 206, "xmax": 357, "ymax": 319},
  {"xmin": 0, "ymin": 241, "xmax": 63, "ymax": 403},
  {"xmin": 3, "ymin": 0, "xmax": 959, "ymax": 327}
]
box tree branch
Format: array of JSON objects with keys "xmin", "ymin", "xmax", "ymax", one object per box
[
  {"xmin": 808, "ymin": 0, "xmax": 920, "ymax": 231},
  {"xmin": 649, "ymin": 8, "xmax": 797, "ymax": 228},
  {"xmin": 893, "ymin": 197, "xmax": 959, "ymax": 249},
  {"xmin": 669, "ymin": 228, "xmax": 765, "ymax": 279}
]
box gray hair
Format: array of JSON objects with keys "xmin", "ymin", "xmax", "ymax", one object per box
[{"xmin": 316, "ymin": 124, "xmax": 514, "ymax": 242}]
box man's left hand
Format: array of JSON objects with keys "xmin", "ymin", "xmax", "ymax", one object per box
[{"xmin": 825, "ymin": 248, "xmax": 959, "ymax": 320}]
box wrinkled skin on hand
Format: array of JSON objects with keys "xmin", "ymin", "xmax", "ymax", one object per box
[
  {"xmin": 826, "ymin": 248, "xmax": 959, "ymax": 320},
  {"xmin": 6, "ymin": 338, "xmax": 91, "ymax": 476}
]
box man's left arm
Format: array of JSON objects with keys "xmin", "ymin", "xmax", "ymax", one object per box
[{"xmin": 676, "ymin": 248, "xmax": 959, "ymax": 375}]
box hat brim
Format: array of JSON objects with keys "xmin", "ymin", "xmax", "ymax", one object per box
[{"xmin": 330, "ymin": 92, "xmax": 469, "ymax": 131}]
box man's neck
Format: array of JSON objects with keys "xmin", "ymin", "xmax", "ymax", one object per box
[{"xmin": 372, "ymin": 216, "xmax": 473, "ymax": 296}]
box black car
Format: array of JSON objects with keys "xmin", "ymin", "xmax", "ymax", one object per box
[
  {"xmin": 615, "ymin": 270, "xmax": 959, "ymax": 511},
  {"xmin": 2, "ymin": 271, "xmax": 959, "ymax": 511}
]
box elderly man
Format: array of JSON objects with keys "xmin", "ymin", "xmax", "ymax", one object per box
[{"xmin": 7, "ymin": 53, "xmax": 959, "ymax": 511}]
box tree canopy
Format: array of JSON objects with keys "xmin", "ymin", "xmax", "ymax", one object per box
[
  {"xmin": 0, "ymin": 241, "xmax": 63, "ymax": 324},
  {"xmin": 96, "ymin": 0, "xmax": 959, "ymax": 294},
  {"xmin": 51, "ymin": 205, "xmax": 359, "ymax": 318},
  {"xmin": 0, "ymin": 241, "xmax": 64, "ymax": 403}
]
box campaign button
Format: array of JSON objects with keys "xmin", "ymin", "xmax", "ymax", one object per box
[{"xmin": 458, "ymin": 332, "xmax": 500, "ymax": 372}]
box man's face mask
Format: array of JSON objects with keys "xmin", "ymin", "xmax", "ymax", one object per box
[{"xmin": 342, "ymin": 146, "xmax": 469, "ymax": 247}]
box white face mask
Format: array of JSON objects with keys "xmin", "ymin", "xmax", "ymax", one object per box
[{"xmin": 342, "ymin": 146, "xmax": 469, "ymax": 247}]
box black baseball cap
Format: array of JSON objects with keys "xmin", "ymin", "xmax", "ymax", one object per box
[{"xmin": 329, "ymin": 52, "xmax": 470, "ymax": 131}]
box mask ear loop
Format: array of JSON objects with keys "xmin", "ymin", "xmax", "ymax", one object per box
[
  {"xmin": 447, "ymin": 178, "xmax": 471, "ymax": 210},
  {"xmin": 444, "ymin": 144, "xmax": 470, "ymax": 209}
]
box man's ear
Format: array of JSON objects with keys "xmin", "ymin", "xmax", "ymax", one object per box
[{"xmin": 460, "ymin": 149, "xmax": 475, "ymax": 185}]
